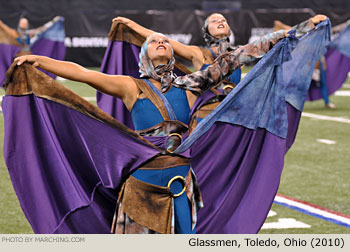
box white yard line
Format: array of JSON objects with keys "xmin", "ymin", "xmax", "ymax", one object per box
[
  {"xmin": 56, "ymin": 76, "xmax": 67, "ymax": 81},
  {"xmin": 261, "ymin": 218, "xmax": 311, "ymax": 229},
  {"xmin": 267, "ymin": 210, "xmax": 277, "ymax": 217},
  {"xmin": 83, "ymin": 97, "xmax": 97, "ymax": 101},
  {"xmin": 302, "ymin": 112, "xmax": 350, "ymax": 124},
  {"xmin": 334, "ymin": 90, "xmax": 350, "ymax": 96},
  {"xmin": 316, "ymin": 139, "xmax": 336, "ymax": 145},
  {"xmin": 263, "ymin": 210, "xmax": 311, "ymax": 230}
]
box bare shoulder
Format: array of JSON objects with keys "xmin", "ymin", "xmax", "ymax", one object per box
[
  {"xmin": 110, "ymin": 75, "xmax": 139, "ymax": 110},
  {"xmin": 187, "ymin": 45, "xmax": 206, "ymax": 70},
  {"xmin": 189, "ymin": 45, "xmax": 204, "ymax": 58},
  {"xmin": 110, "ymin": 75, "xmax": 138, "ymax": 93},
  {"xmin": 109, "ymin": 74, "xmax": 135, "ymax": 84}
]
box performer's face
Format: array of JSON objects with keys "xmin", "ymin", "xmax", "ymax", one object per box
[
  {"xmin": 146, "ymin": 33, "xmax": 172, "ymax": 66},
  {"xmin": 19, "ymin": 18, "xmax": 29, "ymax": 30},
  {"xmin": 207, "ymin": 13, "xmax": 230, "ymax": 38}
]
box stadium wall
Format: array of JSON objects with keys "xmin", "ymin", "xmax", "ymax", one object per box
[{"xmin": 0, "ymin": 0, "xmax": 349, "ymax": 66}]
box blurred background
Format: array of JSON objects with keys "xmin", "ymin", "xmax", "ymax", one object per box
[{"xmin": 1, "ymin": 0, "xmax": 350, "ymax": 66}]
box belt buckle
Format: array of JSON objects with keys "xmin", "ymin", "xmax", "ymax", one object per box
[
  {"xmin": 167, "ymin": 175, "xmax": 186, "ymax": 197},
  {"xmin": 166, "ymin": 133, "xmax": 182, "ymax": 153}
]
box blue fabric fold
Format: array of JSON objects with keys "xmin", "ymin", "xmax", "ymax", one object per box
[
  {"xmin": 31, "ymin": 18, "xmax": 66, "ymax": 46},
  {"xmin": 306, "ymin": 21, "xmax": 350, "ymax": 101},
  {"xmin": 330, "ymin": 25, "xmax": 350, "ymax": 57},
  {"xmin": 285, "ymin": 20, "xmax": 331, "ymax": 110},
  {"xmin": 175, "ymin": 20, "xmax": 330, "ymax": 153}
]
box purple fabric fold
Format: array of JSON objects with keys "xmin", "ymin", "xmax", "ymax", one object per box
[
  {"xmin": 307, "ymin": 47, "xmax": 350, "ymax": 101},
  {"xmin": 192, "ymin": 103, "xmax": 299, "ymax": 233},
  {"xmin": 97, "ymin": 41, "xmax": 141, "ymax": 129},
  {"xmin": 2, "ymin": 95, "xmax": 159, "ymax": 233}
]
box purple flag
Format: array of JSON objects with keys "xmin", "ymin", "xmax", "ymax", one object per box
[
  {"xmin": 97, "ymin": 41, "xmax": 141, "ymax": 129},
  {"xmin": 2, "ymin": 63, "xmax": 160, "ymax": 233}
]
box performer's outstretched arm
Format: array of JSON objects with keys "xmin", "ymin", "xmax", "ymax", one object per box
[
  {"xmin": 14, "ymin": 55, "xmax": 138, "ymax": 110},
  {"xmin": 28, "ymin": 16, "xmax": 63, "ymax": 37},
  {"xmin": 113, "ymin": 17, "xmax": 204, "ymax": 69},
  {"xmin": 0, "ymin": 20, "xmax": 18, "ymax": 39},
  {"xmin": 234, "ymin": 15, "xmax": 324, "ymax": 65},
  {"xmin": 173, "ymin": 15, "xmax": 327, "ymax": 95}
]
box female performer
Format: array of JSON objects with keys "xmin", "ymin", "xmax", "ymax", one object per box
[{"xmin": 0, "ymin": 16, "xmax": 62, "ymax": 55}]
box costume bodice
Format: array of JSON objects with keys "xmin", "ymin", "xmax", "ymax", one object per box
[{"xmin": 131, "ymin": 82, "xmax": 190, "ymax": 131}]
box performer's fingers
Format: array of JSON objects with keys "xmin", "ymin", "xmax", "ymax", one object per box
[
  {"xmin": 16, "ymin": 60, "xmax": 24, "ymax": 66},
  {"xmin": 113, "ymin": 17, "xmax": 129, "ymax": 24},
  {"xmin": 311, "ymin": 15, "xmax": 328, "ymax": 24},
  {"xmin": 317, "ymin": 15, "xmax": 327, "ymax": 21},
  {"xmin": 113, "ymin": 17, "xmax": 122, "ymax": 22},
  {"xmin": 33, "ymin": 62, "xmax": 39, "ymax": 67},
  {"xmin": 14, "ymin": 56, "xmax": 30, "ymax": 66},
  {"xmin": 14, "ymin": 57, "xmax": 24, "ymax": 65}
]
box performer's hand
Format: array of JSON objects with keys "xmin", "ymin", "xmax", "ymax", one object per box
[
  {"xmin": 0, "ymin": 19, "xmax": 6, "ymax": 27},
  {"xmin": 112, "ymin": 16, "xmax": 132, "ymax": 25},
  {"xmin": 54, "ymin": 16, "xmax": 64, "ymax": 22},
  {"xmin": 14, "ymin": 55, "xmax": 40, "ymax": 67},
  {"xmin": 311, "ymin": 15, "xmax": 327, "ymax": 24}
]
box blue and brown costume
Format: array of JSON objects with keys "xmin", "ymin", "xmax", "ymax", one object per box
[{"xmin": 111, "ymin": 78, "xmax": 203, "ymax": 234}]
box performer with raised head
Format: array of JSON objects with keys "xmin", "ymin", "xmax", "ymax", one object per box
[
  {"xmin": 0, "ymin": 15, "xmax": 65, "ymax": 84},
  {"xmin": 0, "ymin": 15, "xmax": 62, "ymax": 55}
]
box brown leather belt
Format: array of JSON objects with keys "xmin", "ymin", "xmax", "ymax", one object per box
[
  {"xmin": 136, "ymin": 120, "xmax": 188, "ymax": 152},
  {"xmin": 139, "ymin": 155, "xmax": 190, "ymax": 170}
]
